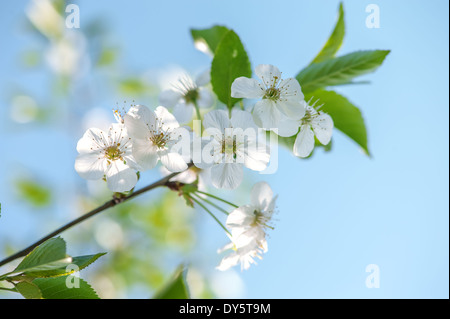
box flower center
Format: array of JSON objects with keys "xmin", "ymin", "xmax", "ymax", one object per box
[
  {"xmin": 301, "ymin": 108, "xmax": 320, "ymax": 125},
  {"xmin": 104, "ymin": 144, "xmax": 123, "ymax": 161},
  {"xmin": 150, "ymin": 132, "xmax": 170, "ymax": 149},
  {"xmin": 252, "ymin": 210, "xmax": 264, "ymax": 227},
  {"xmin": 252, "ymin": 209, "xmax": 274, "ymax": 230},
  {"xmin": 184, "ymin": 89, "xmax": 199, "ymax": 105},
  {"xmin": 221, "ymin": 135, "xmax": 238, "ymax": 159},
  {"xmin": 263, "ymin": 87, "xmax": 281, "ymax": 100}
]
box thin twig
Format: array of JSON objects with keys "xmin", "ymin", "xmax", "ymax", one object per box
[{"xmin": 0, "ymin": 165, "xmax": 192, "ymax": 269}]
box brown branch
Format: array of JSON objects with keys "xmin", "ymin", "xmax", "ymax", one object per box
[{"xmin": 0, "ymin": 165, "xmax": 192, "ymax": 268}]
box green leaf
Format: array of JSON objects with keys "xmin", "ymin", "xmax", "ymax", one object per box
[
  {"xmin": 14, "ymin": 237, "xmax": 67, "ymax": 274},
  {"xmin": 190, "ymin": 25, "xmax": 230, "ymax": 55},
  {"xmin": 211, "ymin": 30, "xmax": 252, "ymax": 109},
  {"xmin": 97, "ymin": 47, "xmax": 118, "ymax": 67},
  {"xmin": 297, "ymin": 50, "xmax": 390, "ymax": 94},
  {"xmin": 15, "ymin": 178, "xmax": 52, "ymax": 208},
  {"xmin": 154, "ymin": 266, "xmax": 190, "ymax": 299},
  {"xmin": 25, "ymin": 253, "xmax": 107, "ymax": 278},
  {"xmin": 118, "ymin": 78, "xmax": 157, "ymax": 96},
  {"xmin": 311, "ymin": 2, "xmax": 345, "ymax": 64},
  {"xmin": 33, "ymin": 276, "xmax": 100, "ymax": 299},
  {"xmin": 21, "ymin": 50, "xmax": 41, "ymax": 68},
  {"xmin": 14, "ymin": 281, "xmax": 42, "ymax": 299},
  {"xmin": 181, "ymin": 184, "xmax": 198, "ymax": 208},
  {"xmin": 306, "ymin": 89, "xmax": 370, "ymax": 155}
]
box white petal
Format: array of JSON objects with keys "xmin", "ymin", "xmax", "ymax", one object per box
[
  {"xmin": 216, "ymin": 252, "xmax": 240, "ymax": 271},
  {"xmin": 76, "ymin": 128, "xmax": 105, "ymax": 154},
  {"xmin": 275, "ymin": 98, "xmax": 306, "ymax": 120},
  {"xmin": 259, "ymin": 238, "xmax": 268, "ymax": 253},
  {"xmin": 159, "ymin": 89, "xmax": 182, "ymax": 108},
  {"xmin": 126, "ymin": 104, "xmax": 156, "ymax": 127},
  {"xmin": 226, "ymin": 205, "xmax": 256, "ymax": 229},
  {"xmin": 266, "ymin": 195, "xmax": 278, "ymax": 218},
  {"xmin": 158, "ymin": 149, "xmax": 188, "ymax": 172},
  {"xmin": 105, "ymin": 160, "xmax": 138, "ymax": 192},
  {"xmin": 232, "ymin": 226, "xmax": 265, "ymax": 250},
  {"xmin": 231, "ymin": 77, "xmax": 264, "ymax": 99},
  {"xmin": 195, "ymin": 68, "xmax": 211, "ymax": 87},
  {"xmin": 155, "ymin": 106, "xmax": 180, "ymax": 131},
  {"xmin": 211, "ymin": 163, "xmax": 243, "ymax": 189},
  {"xmin": 192, "ymin": 136, "xmax": 216, "ymax": 169},
  {"xmin": 197, "ymin": 167, "xmax": 211, "ymax": 191},
  {"xmin": 217, "ymin": 241, "xmax": 234, "ymax": 254},
  {"xmin": 252, "ymin": 99, "xmax": 282, "ymax": 130},
  {"xmin": 255, "ymin": 64, "xmax": 281, "ymax": 85},
  {"xmin": 124, "ymin": 114, "xmax": 150, "ymax": 140},
  {"xmin": 311, "ymin": 113, "xmax": 333, "ymax": 145},
  {"xmin": 250, "ymin": 181, "xmax": 274, "ymax": 212},
  {"xmin": 172, "ymin": 102, "xmax": 194, "ymax": 124},
  {"xmin": 74, "ymin": 152, "xmax": 106, "ymax": 180},
  {"xmin": 238, "ymin": 252, "xmax": 258, "ymax": 270},
  {"xmin": 168, "ymin": 167, "xmax": 197, "ymax": 184},
  {"xmin": 243, "ymin": 140, "xmax": 270, "ymax": 171},
  {"xmin": 122, "ymin": 154, "xmax": 141, "ymax": 171},
  {"xmin": 196, "ymin": 87, "xmax": 214, "ymax": 108},
  {"xmin": 203, "ymin": 109, "xmax": 230, "ymax": 131},
  {"xmin": 276, "ymin": 118, "xmax": 300, "ymax": 137},
  {"xmin": 279, "ymin": 77, "xmax": 304, "ymax": 101},
  {"xmin": 293, "ymin": 124, "xmax": 315, "ymax": 158},
  {"xmin": 132, "ymin": 138, "xmax": 159, "ymax": 171},
  {"xmin": 230, "ymin": 109, "xmax": 257, "ymax": 130}
]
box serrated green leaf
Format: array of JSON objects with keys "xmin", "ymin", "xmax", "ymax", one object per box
[
  {"xmin": 211, "ymin": 30, "xmax": 252, "ymax": 109},
  {"xmin": 14, "ymin": 281, "xmax": 42, "ymax": 299},
  {"xmin": 190, "ymin": 25, "xmax": 230, "ymax": 55},
  {"xmin": 297, "ymin": 50, "xmax": 390, "ymax": 94},
  {"xmin": 13, "ymin": 258, "xmax": 74, "ymax": 277},
  {"xmin": 154, "ymin": 266, "xmax": 190, "ymax": 299},
  {"xmin": 14, "ymin": 237, "xmax": 67, "ymax": 274},
  {"xmin": 33, "ymin": 276, "xmax": 99, "ymax": 299},
  {"xmin": 25, "ymin": 253, "xmax": 106, "ymax": 278},
  {"xmin": 311, "ymin": 2, "xmax": 345, "ymax": 64},
  {"xmin": 307, "ymin": 89, "xmax": 370, "ymax": 155}
]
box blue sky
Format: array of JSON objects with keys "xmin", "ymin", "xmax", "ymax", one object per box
[{"xmin": 0, "ymin": 0, "xmax": 448, "ymax": 298}]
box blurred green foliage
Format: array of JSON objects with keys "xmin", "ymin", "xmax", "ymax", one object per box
[{"xmin": 14, "ymin": 178, "xmax": 52, "ymax": 208}]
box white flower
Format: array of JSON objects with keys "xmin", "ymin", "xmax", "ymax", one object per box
[
  {"xmin": 75, "ymin": 123, "xmax": 138, "ymax": 192},
  {"xmin": 282, "ymin": 100, "xmax": 333, "ymax": 158},
  {"xmin": 216, "ymin": 241, "xmax": 263, "ymax": 271},
  {"xmin": 124, "ymin": 105, "xmax": 189, "ymax": 172},
  {"xmin": 216, "ymin": 182, "xmax": 277, "ymax": 271},
  {"xmin": 226, "ymin": 182, "xmax": 276, "ymax": 250},
  {"xmin": 231, "ymin": 64, "xmax": 305, "ymax": 136},
  {"xmin": 194, "ymin": 110, "xmax": 270, "ymax": 190},
  {"xmin": 159, "ymin": 70, "xmax": 214, "ymax": 124}
]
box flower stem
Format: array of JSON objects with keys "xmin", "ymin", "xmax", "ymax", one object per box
[
  {"xmin": 191, "ymin": 193, "xmax": 229, "ymax": 215},
  {"xmin": 193, "ymin": 101, "xmax": 201, "ymax": 122},
  {"xmin": 188, "ymin": 194, "xmax": 231, "ymax": 235},
  {"xmin": 195, "ymin": 190, "xmax": 239, "ymax": 208}
]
